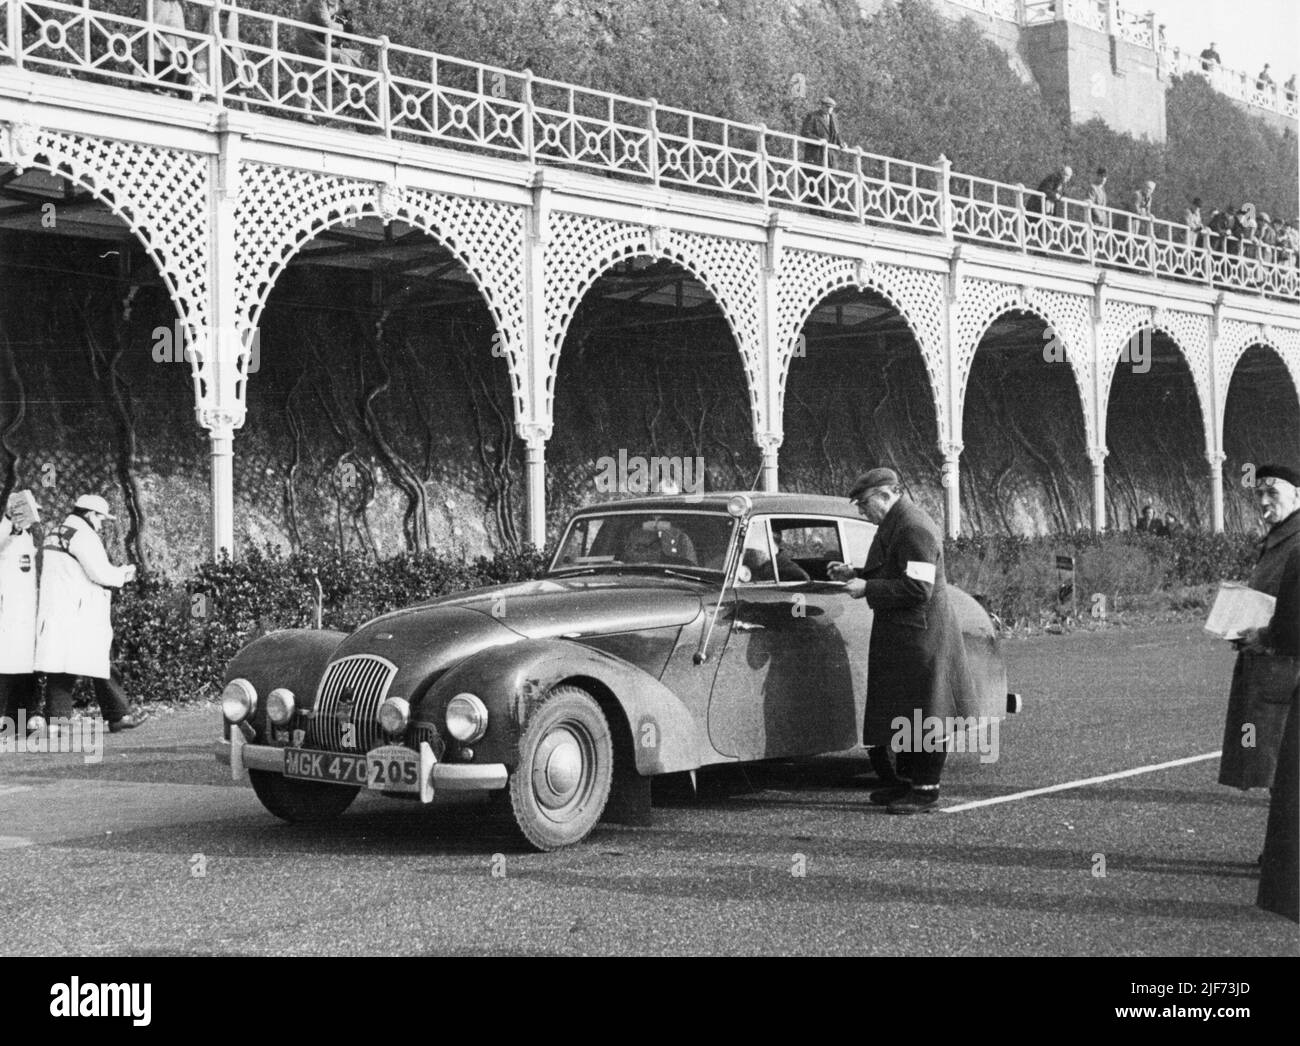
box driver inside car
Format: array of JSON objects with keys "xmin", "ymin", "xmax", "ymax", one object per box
[{"xmin": 622, "ymin": 528, "xmax": 663, "ymax": 564}]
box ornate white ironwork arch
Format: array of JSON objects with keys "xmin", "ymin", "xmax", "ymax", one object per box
[
  {"xmin": 0, "ymin": 121, "xmax": 212, "ymax": 410},
  {"xmin": 542, "ymin": 212, "xmax": 765, "ymax": 439},
  {"xmin": 233, "ymin": 162, "xmax": 529, "ymax": 423},
  {"xmin": 953, "ymin": 279, "xmax": 1094, "ymax": 446},
  {"xmin": 775, "ymin": 250, "xmax": 948, "ymax": 443},
  {"xmin": 1100, "ymin": 304, "xmax": 1213, "ymax": 454},
  {"xmin": 1216, "ymin": 320, "xmax": 1300, "ymax": 446}
]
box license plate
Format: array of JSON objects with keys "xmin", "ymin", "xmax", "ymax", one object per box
[
  {"xmin": 366, "ymin": 744, "xmax": 421, "ymax": 793},
  {"xmin": 283, "ymin": 748, "xmax": 368, "ymax": 786}
]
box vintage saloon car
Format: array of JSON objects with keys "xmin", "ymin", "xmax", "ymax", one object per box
[{"xmin": 217, "ymin": 492, "xmax": 1014, "ymax": 850}]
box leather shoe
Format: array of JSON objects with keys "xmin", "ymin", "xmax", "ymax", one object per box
[
  {"xmin": 109, "ymin": 712, "xmax": 148, "ymax": 733},
  {"xmin": 869, "ymin": 784, "xmax": 912, "ymax": 806},
  {"xmin": 887, "ymin": 789, "xmax": 940, "ymax": 815}
]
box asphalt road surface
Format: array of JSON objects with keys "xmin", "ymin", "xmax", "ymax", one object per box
[{"xmin": 1, "ymin": 621, "xmax": 1296, "ymax": 957}]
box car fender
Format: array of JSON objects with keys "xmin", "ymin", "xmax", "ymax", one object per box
[
  {"xmin": 424, "ymin": 638, "xmax": 703, "ymax": 775},
  {"xmin": 224, "ymin": 628, "xmax": 349, "ymax": 735}
]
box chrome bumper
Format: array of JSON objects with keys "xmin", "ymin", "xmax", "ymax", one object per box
[{"xmin": 215, "ymin": 735, "xmax": 508, "ymax": 797}]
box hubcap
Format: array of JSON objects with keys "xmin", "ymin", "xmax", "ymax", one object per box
[{"xmin": 532, "ymin": 726, "xmax": 588, "ymax": 812}]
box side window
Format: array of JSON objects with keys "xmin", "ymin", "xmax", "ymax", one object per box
[
  {"xmin": 841, "ymin": 519, "xmax": 876, "ymax": 569},
  {"xmin": 770, "ymin": 519, "xmax": 841, "ymax": 582},
  {"xmin": 737, "ymin": 519, "xmax": 776, "ymax": 585}
]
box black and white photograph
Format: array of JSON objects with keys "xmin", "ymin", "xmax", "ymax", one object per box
[{"xmin": 0, "ymin": 0, "xmax": 1296, "ymax": 1011}]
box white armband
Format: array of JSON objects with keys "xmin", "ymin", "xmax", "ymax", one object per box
[{"xmin": 905, "ymin": 560, "xmax": 936, "ymax": 584}]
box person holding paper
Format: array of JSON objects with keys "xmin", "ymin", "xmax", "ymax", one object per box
[
  {"xmin": 1218, "ymin": 464, "xmax": 1300, "ymax": 791},
  {"xmin": 0, "ymin": 491, "xmax": 40, "ymax": 726},
  {"xmin": 33, "ymin": 494, "xmax": 147, "ymax": 733},
  {"xmin": 827, "ymin": 468, "xmax": 977, "ymax": 814}
]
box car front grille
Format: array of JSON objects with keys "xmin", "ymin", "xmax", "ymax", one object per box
[{"xmin": 306, "ymin": 653, "xmax": 399, "ymax": 754}]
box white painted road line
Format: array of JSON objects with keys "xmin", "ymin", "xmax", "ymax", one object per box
[
  {"xmin": 0, "ymin": 837, "xmax": 34, "ymax": 849},
  {"xmin": 943, "ymin": 751, "xmax": 1223, "ymax": 813},
  {"xmin": 0, "ymin": 786, "xmax": 34, "ymax": 797}
]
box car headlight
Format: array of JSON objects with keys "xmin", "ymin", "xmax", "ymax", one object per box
[
  {"xmin": 445, "ymin": 693, "xmax": 488, "ymax": 743},
  {"xmin": 266, "ymin": 688, "xmax": 296, "ymax": 726},
  {"xmin": 727, "ymin": 493, "xmax": 752, "ymax": 518},
  {"xmin": 379, "ymin": 696, "xmax": 411, "ymax": 736},
  {"xmin": 221, "ymin": 678, "xmax": 257, "ymax": 724}
]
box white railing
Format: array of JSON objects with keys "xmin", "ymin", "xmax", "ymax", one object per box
[{"xmin": 1, "ymin": 0, "xmax": 1296, "ymax": 302}]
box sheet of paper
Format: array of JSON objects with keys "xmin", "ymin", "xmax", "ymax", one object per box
[
  {"xmin": 5, "ymin": 490, "xmax": 38, "ymax": 530},
  {"xmin": 1204, "ymin": 582, "xmax": 1276, "ymax": 640}
]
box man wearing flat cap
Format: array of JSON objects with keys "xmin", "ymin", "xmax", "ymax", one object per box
[
  {"xmin": 34, "ymin": 494, "xmax": 146, "ymax": 733},
  {"xmin": 800, "ymin": 96, "xmax": 845, "ymax": 207},
  {"xmin": 800, "ymin": 96, "xmax": 845, "ymax": 166},
  {"xmin": 827, "ymin": 467, "xmax": 977, "ymax": 813},
  {"xmin": 1216, "ymin": 465, "xmax": 1299, "ymax": 919}
]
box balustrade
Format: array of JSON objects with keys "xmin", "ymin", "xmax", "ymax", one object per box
[{"xmin": 1, "ymin": 0, "xmax": 1296, "ymax": 302}]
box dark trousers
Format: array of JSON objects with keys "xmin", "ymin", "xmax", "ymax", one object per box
[
  {"xmin": 1258, "ymin": 692, "xmax": 1299, "ymax": 922},
  {"xmin": 0, "ymin": 674, "xmax": 39, "ymax": 721},
  {"xmin": 868, "ymin": 744, "xmax": 947, "ymax": 788},
  {"xmin": 44, "ymin": 669, "xmax": 129, "ymax": 723}
]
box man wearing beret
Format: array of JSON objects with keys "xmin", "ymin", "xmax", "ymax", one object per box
[
  {"xmin": 1215, "ymin": 464, "xmax": 1299, "ymax": 920},
  {"xmin": 828, "ymin": 468, "xmax": 977, "ymax": 814},
  {"xmin": 1219, "ymin": 463, "xmax": 1300, "ymax": 792}
]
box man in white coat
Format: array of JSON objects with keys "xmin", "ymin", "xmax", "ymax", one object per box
[
  {"xmin": 0, "ymin": 494, "xmax": 40, "ymax": 725},
  {"xmin": 34, "ymin": 494, "xmax": 146, "ymax": 731}
]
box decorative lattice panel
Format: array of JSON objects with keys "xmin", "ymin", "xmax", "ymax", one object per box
[
  {"xmin": 1218, "ymin": 318, "xmax": 1300, "ymax": 410},
  {"xmin": 1100, "ymin": 302, "xmax": 1213, "ymax": 452},
  {"xmin": 234, "ymin": 163, "xmax": 528, "ymax": 422},
  {"xmin": 776, "ymin": 249, "xmax": 948, "ymax": 443},
  {"xmin": 0, "ymin": 120, "xmax": 211, "ymax": 407},
  {"xmin": 953, "ymin": 278, "xmax": 1093, "ymax": 444},
  {"xmin": 542, "ymin": 212, "xmax": 765, "ymax": 437}
]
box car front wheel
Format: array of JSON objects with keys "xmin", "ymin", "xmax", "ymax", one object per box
[
  {"xmin": 249, "ymin": 769, "xmax": 360, "ymax": 824},
  {"xmin": 508, "ymin": 685, "xmax": 613, "ymax": 851}
]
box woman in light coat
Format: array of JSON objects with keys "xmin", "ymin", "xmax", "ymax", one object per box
[
  {"xmin": 33, "ymin": 495, "xmax": 144, "ymax": 731},
  {"xmin": 0, "ymin": 501, "xmax": 39, "ymax": 724}
]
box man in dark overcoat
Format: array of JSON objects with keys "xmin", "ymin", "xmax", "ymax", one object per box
[
  {"xmin": 829, "ymin": 468, "xmax": 978, "ymax": 814},
  {"xmin": 1219, "ymin": 464, "xmax": 1300, "ymax": 791}
]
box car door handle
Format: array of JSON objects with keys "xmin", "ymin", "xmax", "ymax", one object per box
[{"xmin": 732, "ymin": 620, "xmax": 765, "ymax": 632}]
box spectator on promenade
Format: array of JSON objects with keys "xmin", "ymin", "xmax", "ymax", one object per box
[
  {"xmin": 799, "ymin": 96, "xmax": 844, "ymax": 167},
  {"xmin": 1284, "ymin": 220, "xmax": 1300, "ymax": 266},
  {"xmin": 1199, "ymin": 42, "xmax": 1221, "ymax": 72},
  {"xmin": 1030, "ymin": 164, "xmax": 1072, "ymax": 217},
  {"xmin": 1211, "ymin": 204, "xmax": 1236, "ymax": 254},
  {"xmin": 1259, "ymin": 213, "xmax": 1278, "ymax": 264},
  {"xmin": 1129, "ymin": 180, "xmax": 1155, "ymax": 235},
  {"xmin": 1158, "ymin": 512, "xmax": 1181, "ymax": 538},
  {"xmin": 144, "ymin": 0, "xmax": 195, "ymax": 90},
  {"xmin": 1185, "ymin": 197, "xmax": 1208, "ymax": 248},
  {"xmin": 296, "ymin": 0, "xmax": 362, "ymax": 67},
  {"xmin": 1285, "ymin": 74, "xmax": 1297, "ymax": 104},
  {"xmin": 1256, "ymin": 64, "xmax": 1275, "ymax": 91},
  {"xmin": 1135, "ymin": 503, "xmax": 1158, "ymax": 533},
  {"xmin": 1234, "ymin": 203, "xmax": 1259, "ymax": 257},
  {"xmin": 799, "ymin": 96, "xmax": 845, "ymax": 208},
  {"xmin": 1087, "ymin": 167, "xmax": 1108, "ymax": 226},
  {"xmin": 1206, "ymin": 206, "xmax": 1230, "ymax": 253}
]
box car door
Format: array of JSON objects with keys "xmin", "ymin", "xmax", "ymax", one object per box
[{"xmin": 706, "ymin": 516, "xmax": 862, "ymax": 761}]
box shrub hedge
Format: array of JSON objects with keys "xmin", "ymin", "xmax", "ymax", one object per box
[{"xmin": 95, "ymin": 530, "xmax": 1263, "ymax": 705}]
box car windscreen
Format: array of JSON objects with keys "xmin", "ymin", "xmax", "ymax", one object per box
[{"xmin": 550, "ymin": 512, "xmax": 735, "ymax": 574}]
